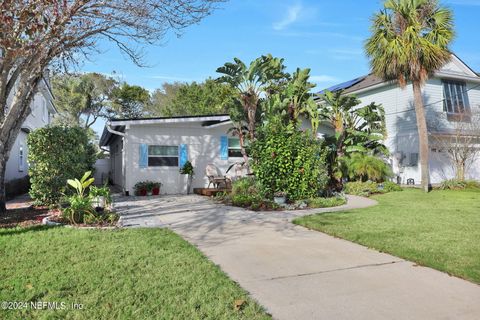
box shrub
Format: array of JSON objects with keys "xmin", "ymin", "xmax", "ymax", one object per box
[
  {"xmin": 251, "ymin": 120, "xmax": 329, "ymax": 201},
  {"xmin": 344, "ymin": 181, "xmax": 379, "ymax": 196},
  {"xmin": 5, "ymin": 176, "xmax": 30, "ymax": 200},
  {"xmin": 439, "ymin": 179, "xmax": 480, "ymax": 190},
  {"xmin": 308, "ymin": 196, "xmax": 347, "ymax": 208},
  {"xmin": 343, "ymin": 153, "xmax": 392, "ymax": 182},
  {"xmin": 231, "ymin": 177, "xmax": 261, "ymax": 196},
  {"xmin": 28, "ymin": 126, "xmax": 96, "ymax": 205},
  {"xmin": 381, "ymin": 181, "xmax": 403, "ymax": 192}
]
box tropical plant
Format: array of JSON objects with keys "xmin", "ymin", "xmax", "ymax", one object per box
[
  {"xmin": 343, "ymin": 153, "xmax": 392, "ymax": 182},
  {"xmin": 251, "ymin": 119, "xmax": 329, "ymax": 201},
  {"xmin": 179, "ymin": 161, "xmax": 195, "ymax": 176},
  {"xmin": 365, "ymin": 0, "xmax": 455, "ymax": 192},
  {"xmin": 28, "ymin": 126, "xmax": 96, "ymax": 205},
  {"xmin": 62, "ymin": 194, "xmax": 95, "ymax": 224},
  {"xmin": 319, "ymin": 90, "xmax": 387, "ymax": 189},
  {"xmin": 90, "ymin": 186, "xmax": 113, "ymax": 207},
  {"xmin": 216, "ymin": 54, "xmax": 290, "ymax": 167},
  {"xmin": 67, "ymin": 171, "xmax": 95, "ymax": 197}
]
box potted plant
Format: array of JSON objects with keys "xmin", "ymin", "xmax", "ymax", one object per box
[
  {"xmin": 151, "ymin": 182, "xmax": 162, "ymax": 195},
  {"xmin": 179, "ymin": 161, "xmax": 194, "ymax": 194},
  {"xmin": 273, "ymin": 191, "xmax": 287, "ymax": 205},
  {"xmin": 89, "ymin": 185, "xmax": 112, "ymax": 211},
  {"xmin": 145, "ymin": 181, "xmax": 155, "ymax": 196},
  {"xmin": 134, "ymin": 182, "xmax": 147, "ymax": 196}
]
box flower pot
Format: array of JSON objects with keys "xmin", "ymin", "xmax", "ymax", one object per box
[
  {"xmin": 139, "ymin": 189, "xmax": 147, "ymax": 196},
  {"xmin": 152, "ymin": 187, "xmax": 160, "ymax": 195},
  {"xmin": 93, "ymin": 196, "xmax": 106, "ymax": 209},
  {"xmin": 274, "ymin": 196, "xmax": 286, "ymax": 205},
  {"xmin": 147, "ymin": 191, "xmax": 153, "ymax": 196}
]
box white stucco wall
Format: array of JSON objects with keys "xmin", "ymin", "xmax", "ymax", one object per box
[{"xmin": 118, "ymin": 122, "xmax": 245, "ymax": 195}]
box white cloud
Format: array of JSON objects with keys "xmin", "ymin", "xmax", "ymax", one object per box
[
  {"xmin": 310, "ymin": 75, "xmax": 339, "ymax": 83},
  {"xmin": 273, "ymin": 4, "xmax": 303, "ymax": 30}
]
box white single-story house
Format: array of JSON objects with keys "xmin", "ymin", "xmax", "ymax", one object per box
[
  {"xmin": 98, "ymin": 114, "xmax": 332, "ymax": 195},
  {"xmin": 324, "ymin": 54, "xmax": 480, "ymax": 184},
  {"xmin": 99, "ymin": 54, "xmax": 480, "ymax": 195},
  {"xmin": 5, "ymin": 76, "xmax": 56, "ymax": 183}
]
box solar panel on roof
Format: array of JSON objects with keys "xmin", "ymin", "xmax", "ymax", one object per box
[{"xmin": 318, "ymin": 76, "xmax": 366, "ymax": 94}]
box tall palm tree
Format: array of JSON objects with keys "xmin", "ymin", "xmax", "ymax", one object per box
[
  {"xmin": 216, "ymin": 54, "xmax": 288, "ymax": 141},
  {"xmin": 365, "ymin": 0, "xmax": 454, "ymax": 192}
]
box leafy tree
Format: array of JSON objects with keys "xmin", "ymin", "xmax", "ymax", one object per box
[
  {"xmin": 111, "ymin": 83, "xmax": 151, "ymax": 119},
  {"xmin": 365, "ymin": 0, "xmax": 454, "ymax": 192},
  {"xmin": 0, "ymin": 0, "xmax": 222, "ymax": 213},
  {"xmin": 52, "ymin": 73, "xmax": 117, "ymax": 128},
  {"xmin": 147, "ymin": 82, "xmax": 184, "ymax": 116},
  {"xmin": 147, "ymin": 79, "xmax": 236, "ymax": 116},
  {"xmin": 319, "ymin": 90, "xmax": 387, "ymax": 190},
  {"xmin": 28, "ymin": 126, "xmax": 96, "ymax": 205}
]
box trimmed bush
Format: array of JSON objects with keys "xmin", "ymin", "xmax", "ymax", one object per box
[
  {"xmin": 251, "ymin": 121, "xmax": 329, "ymax": 201},
  {"xmin": 344, "ymin": 181, "xmax": 379, "ymax": 197},
  {"xmin": 27, "ymin": 126, "xmax": 96, "ymax": 205},
  {"xmin": 381, "ymin": 181, "xmax": 403, "ymax": 192}
]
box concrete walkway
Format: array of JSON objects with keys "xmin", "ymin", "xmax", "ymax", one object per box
[{"xmin": 115, "ymin": 195, "xmax": 480, "ymax": 320}]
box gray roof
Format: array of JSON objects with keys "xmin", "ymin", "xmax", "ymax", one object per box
[{"xmin": 342, "ymin": 74, "xmax": 385, "ymax": 94}]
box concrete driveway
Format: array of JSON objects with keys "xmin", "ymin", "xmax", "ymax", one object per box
[{"xmin": 114, "ymin": 195, "xmax": 480, "ymax": 320}]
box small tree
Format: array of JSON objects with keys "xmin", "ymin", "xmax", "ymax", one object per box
[
  {"xmin": 429, "ymin": 110, "xmax": 480, "ymax": 181},
  {"xmin": 0, "ymin": 0, "xmax": 223, "ymax": 213},
  {"xmin": 365, "ymin": 0, "xmax": 455, "ymax": 192},
  {"xmin": 28, "ymin": 126, "xmax": 96, "ymax": 205}
]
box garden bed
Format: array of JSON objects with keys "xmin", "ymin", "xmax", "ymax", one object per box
[{"xmin": 0, "ymin": 207, "xmax": 49, "ymax": 229}]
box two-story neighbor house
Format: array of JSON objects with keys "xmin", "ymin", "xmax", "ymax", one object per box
[
  {"xmin": 5, "ymin": 76, "xmax": 56, "ymax": 184},
  {"xmin": 326, "ymin": 54, "xmax": 480, "ymax": 184}
]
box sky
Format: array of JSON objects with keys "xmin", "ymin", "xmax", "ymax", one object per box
[{"xmin": 82, "ymin": 0, "xmax": 480, "ymax": 135}]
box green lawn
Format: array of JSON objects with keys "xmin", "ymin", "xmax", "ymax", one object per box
[
  {"xmin": 293, "ymin": 188, "xmax": 480, "ymax": 284},
  {"xmin": 0, "ymin": 227, "xmax": 269, "ymax": 319}
]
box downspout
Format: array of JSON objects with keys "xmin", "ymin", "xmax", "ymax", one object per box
[{"xmin": 106, "ymin": 123, "xmax": 128, "ymax": 195}]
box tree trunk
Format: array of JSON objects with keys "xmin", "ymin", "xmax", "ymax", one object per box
[
  {"xmin": 238, "ymin": 131, "xmax": 251, "ymax": 174},
  {"xmin": 412, "ymin": 80, "xmax": 431, "ymax": 192},
  {"xmin": 0, "ymin": 155, "xmax": 7, "ymax": 213}
]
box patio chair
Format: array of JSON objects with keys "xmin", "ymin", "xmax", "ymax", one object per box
[{"xmin": 206, "ymin": 164, "xmax": 231, "ymax": 189}]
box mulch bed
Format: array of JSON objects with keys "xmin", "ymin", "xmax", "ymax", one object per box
[{"xmin": 0, "ymin": 207, "xmax": 50, "ymax": 229}]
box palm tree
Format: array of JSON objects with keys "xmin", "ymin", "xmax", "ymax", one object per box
[
  {"xmin": 319, "ymin": 90, "xmax": 387, "ymax": 189},
  {"xmin": 365, "ymin": 0, "xmax": 454, "ymax": 192},
  {"xmin": 216, "ymin": 54, "xmax": 288, "ymax": 141}
]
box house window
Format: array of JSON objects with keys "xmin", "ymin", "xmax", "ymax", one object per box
[
  {"xmin": 19, "ymin": 144, "xmax": 24, "ymax": 172},
  {"xmin": 409, "ymin": 153, "xmax": 418, "ymax": 167},
  {"xmin": 148, "ymin": 145, "xmax": 178, "ymax": 167},
  {"xmin": 443, "ymin": 80, "xmax": 470, "ymax": 115},
  {"xmin": 228, "ymin": 138, "xmax": 243, "ymax": 158}
]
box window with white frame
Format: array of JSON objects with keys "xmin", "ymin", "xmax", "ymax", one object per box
[
  {"xmin": 19, "ymin": 143, "xmax": 24, "ymax": 172},
  {"xmin": 228, "ymin": 138, "xmax": 243, "ymax": 158},
  {"xmin": 443, "ymin": 80, "xmax": 470, "ymax": 114},
  {"xmin": 148, "ymin": 145, "xmax": 178, "ymax": 167}
]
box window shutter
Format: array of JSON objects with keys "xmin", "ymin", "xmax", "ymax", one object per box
[
  {"xmin": 220, "ymin": 136, "xmax": 228, "ymax": 160},
  {"xmin": 139, "ymin": 144, "xmax": 148, "ymax": 168},
  {"xmin": 179, "ymin": 144, "xmax": 188, "ymax": 168}
]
